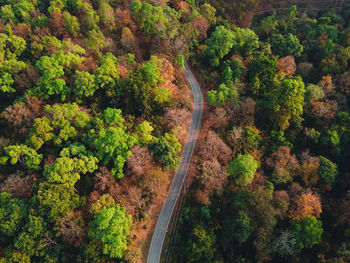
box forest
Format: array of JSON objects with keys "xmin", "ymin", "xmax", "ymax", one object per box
[{"xmin": 0, "ymin": 0, "xmax": 349, "ymax": 262}]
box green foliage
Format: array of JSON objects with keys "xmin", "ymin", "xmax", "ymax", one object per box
[
  {"xmin": 242, "ymin": 126, "xmax": 262, "ymax": 153},
  {"xmin": 293, "ymin": 216, "xmax": 323, "ymax": 250},
  {"xmin": 260, "ymin": 76, "xmax": 305, "ymax": 130},
  {"xmin": 199, "ymin": 3, "xmax": 216, "ymax": 25},
  {"xmin": 85, "ymin": 108, "xmax": 136, "ymax": 178},
  {"xmin": 35, "ymin": 182, "xmax": 83, "ymax": 221},
  {"xmin": 176, "ymin": 55, "xmax": 185, "ymax": 69},
  {"xmin": 0, "ymin": 59, "xmax": 26, "ymax": 93},
  {"xmin": 2, "ymin": 144, "xmax": 43, "ymax": 170},
  {"xmin": 73, "ymin": 70, "xmax": 97, "ymax": 99},
  {"xmin": 29, "ymin": 52, "xmax": 85, "ymax": 101},
  {"xmin": 227, "ymin": 154, "xmax": 259, "ymax": 186},
  {"xmin": 130, "ymin": 0, "xmax": 169, "ymax": 37},
  {"xmin": 318, "ymin": 156, "xmax": 338, "ymax": 185},
  {"xmin": 305, "ymin": 84, "xmax": 324, "ymax": 103},
  {"xmin": 206, "ymin": 83, "xmax": 238, "ymax": 106},
  {"xmin": 26, "ymin": 117, "xmax": 54, "ymax": 150},
  {"xmin": 203, "ymin": 26, "xmax": 235, "ymax": 67},
  {"xmin": 63, "ymin": 11, "xmax": 80, "ymax": 36},
  {"xmin": 149, "ymin": 132, "xmax": 181, "ymax": 170},
  {"xmin": 185, "ymin": 225, "xmax": 216, "ymax": 263},
  {"xmin": 0, "ymin": 193, "xmax": 27, "ymax": 237},
  {"xmin": 136, "ymin": 121, "xmax": 155, "ymax": 145},
  {"xmin": 90, "ymin": 194, "xmax": 115, "ymax": 215},
  {"xmin": 270, "ymin": 33, "xmax": 303, "ymax": 57},
  {"xmin": 88, "ymin": 205, "xmax": 132, "ymax": 258},
  {"xmin": 129, "ymin": 56, "xmax": 171, "ymax": 115},
  {"xmin": 94, "ymin": 52, "xmax": 120, "ymax": 95},
  {"xmin": 14, "ymin": 214, "xmax": 48, "ymax": 257}
]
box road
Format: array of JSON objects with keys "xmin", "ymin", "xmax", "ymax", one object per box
[{"xmin": 147, "ymin": 62, "xmax": 203, "ymax": 263}]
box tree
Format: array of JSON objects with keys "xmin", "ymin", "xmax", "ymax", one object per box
[
  {"xmin": 98, "ymin": 1, "xmax": 115, "ymax": 27},
  {"xmin": 272, "ymin": 230, "xmax": 297, "ymax": 258},
  {"xmin": 88, "ymin": 205, "xmax": 132, "ymax": 258},
  {"xmin": 270, "ymin": 33, "xmax": 303, "ymax": 57},
  {"xmin": 149, "ymin": 132, "xmax": 181, "ymax": 169},
  {"xmin": 55, "ymin": 211, "xmax": 86, "ymax": 247},
  {"xmin": 288, "ymin": 190, "xmax": 322, "ymax": 221},
  {"xmin": 129, "ymin": 56, "xmax": 171, "ymax": 115},
  {"xmin": 2, "ymin": 144, "xmax": 43, "ymax": 171},
  {"xmin": 0, "ymin": 192, "xmax": 28, "ymax": 237},
  {"xmin": 63, "ymin": 11, "xmax": 80, "ymax": 37},
  {"xmin": 73, "ymin": 70, "xmax": 97, "ymax": 100},
  {"xmin": 85, "ymin": 108, "xmax": 136, "ymax": 178},
  {"xmin": 305, "ymin": 84, "xmax": 324, "ymax": 104},
  {"xmin": 35, "ymin": 182, "xmax": 83, "ymax": 221},
  {"xmin": 185, "ymin": 225, "xmax": 216, "ymax": 263},
  {"xmin": 293, "ymin": 216, "xmax": 323, "ymax": 250},
  {"xmin": 260, "ymin": 76, "xmax": 305, "ymax": 130},
  {"xmin": 318, "ymin": 156, "xmax": 338, "ymax": 185},
  {"xmin": 202, "ymin": 26, "xmax": 235, "ymax": 67},
  {"xmin": 227, "ymin": 154, "xmax": 258, "ymax": 186},
  {"xmin": 199, "ymin": 3, "xmax": 216, "ymax": 25},
  {"xmin": 206, "ymin": 83, "xmax": 238, "ymax": 106},
  {"xmin": 90, "ymin": 194, "xmax": 115, "ymax": 214},
  {"xmin": 130, "ymin": 0, "xmax": 169, "ymax": 37},
  {"xmin": 93, "ymin": 52, "xmax": 120, "ymax": 95}
]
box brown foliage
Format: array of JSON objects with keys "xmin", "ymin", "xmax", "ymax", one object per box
[
  {"xmin": 197, "ymin": 130, "xmax": 232, "ymax": 164},
  {"xmin": 288, "ymin": 189, "xmax": 322, "ymax": 221},
  {"xmin": 191, "ymin": 16, "xmax": 209, "ymax": 41},
  {"xmin": 2, "ymin": 96, "xmax": 45, "ymax": 134},
  {"xmin": 77, "ymin": 56, "xmax": 98, "ymax": 72},
  {"xmin": 126, "ymin": 146, "xmax": 154, "ymax": 177},
  {"xmin": 337, "ymin": 71, "xmax": 350, "ymax": 94},
  {"xmin": 310, "ymin": 100, "xmax": 338, "ymax": 121},
  {"xmin": 277, "ymin": 56, "xmax": 296, "ymax": 76},
  {"xmin": 298, "ymin": 151, "xmax": 320, "ymax": 187},
  {"xmin": 120, "ymin": 27, "xmax": 135, "ymax": 51},
  {"xmin": 231, "ymin": 97, "xmax": 256, "ymax": 126},
  {"xmin": 115, "ymin": 8, "xmax": 131, "ymax": 28},
  {"xmin": 164, "ymin": 107, "xmax": 191, "ymax": 130},
  {"xmin": 266, "ymin": 146, "xmax": 299, "ymax": 184},
  {"xmin": 142, "ymin": 167, "xmax": 169, "ymax": 197},
  {"xmin": 49, "ymin": 12, "xmax": 65, "ymax": 38},
  {"xmin": 14, "ymin": 64, "xmax": 40, "ymax": 91},
  {"xmin": 1, "ymin": 172, "xmax": 34, "ymax": 198},
  {"xmin": 338, "ymin": 191, "xmax": 350, "ymax": 225},
  {"xmin": 12, "ymin": 23, "xmax": 31, "ymax": 39},
  {"xmin": 318, "ymin": 75, "xmax": 335, "ymax": 95},
  {"xmin": 55, "ymin": 211, "xmax": 86, "ymax": 247},
  {"xmin": 274, "ymin": 190, "xmax": 290, "ymax": 203},
  {"xmin": 94, "ymin": 167, "xmax": 116, "ymax": 193}
]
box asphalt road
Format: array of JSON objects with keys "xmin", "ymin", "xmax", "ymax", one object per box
[{"xmin": 147, "ymin": 62, "xmax": 203, "ymax": 263}]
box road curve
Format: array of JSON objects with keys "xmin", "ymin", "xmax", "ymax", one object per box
[{"xmin": 147, "ymin": 62, "xmax": 203, "ymax": 263}]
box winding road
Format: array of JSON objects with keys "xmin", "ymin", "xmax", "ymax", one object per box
[{"xmin": 147, "ymin": 62, "xmax": 203, "ymax": 263}]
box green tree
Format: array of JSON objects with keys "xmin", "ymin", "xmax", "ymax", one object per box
[
  {"xmin": 293, "ymin": 216, "xmax": 323, "ymax": 250},
  {"xmin": 85, "ymin": 108, "xmax": 136, "ymax": 178},
  {"xmin": 94, "ymin": 52, "xmax": 120, "ymax": 95},
  {"xmin": 130, "ymin": 0, "xmax": 169, "ymax": 37},
  {"xmin": 73, "ymin": 70, "xmax": 98, "ymax": 100},
  {"xmin": 88, "ymin": 205, "xmax": 132, "ymax": 258},
  {"xmin": 202, "ymin": 26, "xmax": 235, "ymax": 67},
  {"xmin": 260, "ymin": 76, "xmax": 305, "ymax": 130},
  {"xmin": 199, "ymin": 3, "xmax": 216, "ymax": 25},
  {"xmin": 206, "ymin": 83, "xmax": 238, "ymax": 106},
  {"xmin": 0, "ymin": 193, "xmax": 28, "ymax": 237},
  {"xmin": 270, "ymin": 33, "xmax": 303, "ymax": 57},
  {"xmin": 2, "ymin": 144, "xmax": 43, "ymax": 170},
  {"xmin": 149, "ymin": 132, "xmax": 181, "ymax": 170},
  {"xmin": 35, "ymin": 182, "xmax": 83, "ymax": 221},
  {"xmin": 318, "ymin": 156, "xmax": 338, "ymax": 185},
  {"xmin": 185, "ymin": 225, "xmax": 216, "ymax": 263},
  {"xmin": 227, "ymin": 154, "xmax": 259, "ymax": 186},
  {"xmin": 63, "ymin": 11, "xmax": 80, "ymax": 37},
  {"xmin": 14, "ymin": 214, "xmax": 48, "ymax": 257}
]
